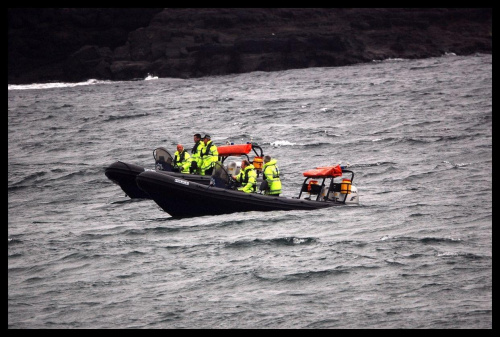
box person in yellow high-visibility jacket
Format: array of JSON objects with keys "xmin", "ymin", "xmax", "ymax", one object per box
[
  {"xmin": 190, "ymin": 133, "xmax": 204, "ymax": 174},
  {"xmin": 232, "ymin": 159, "xmax": 257, "ymax": 193},
  {"xmin": 261, "ymin": 155, "xmax": 282, "ymax": 196},
  {"xmin": 200, "ymin": 134, "xmax": 218, "ymax": 175},
  {"xmin": 173, "ymin": 144, "xmax": 191, "ymax": 174}
]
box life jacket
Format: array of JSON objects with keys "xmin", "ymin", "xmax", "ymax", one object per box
[
  {"xmin": 263, "ymin": 159, "xmax": 282, "ymax": 195},
  {"xmin": 191, "ymin": 141, "xmax": 201, "ymax": 154},
  {"xmin": 190, "ymin": 141, "xmax": 204, "ymax": 174},
  {"xmin": 200, "ymin": 141, "xmax": 219, "ymax": 173},
  {"xmin": 174, "ymin": 150, "xmax": 186, "ymax": 164},
  {"xmin": 236, "ymin": 164, "xmax": 257, "ymax": 193},
  {"xmin": 174, "ymin": 150, "xmax": 191, "ymax": 173}
]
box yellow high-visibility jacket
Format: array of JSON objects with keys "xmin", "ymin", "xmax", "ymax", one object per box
[
  {"xmin": 190, "ymin": 140, "xmax": 204, "ymax": 174},
  {"xmin": 262, "ymin": 159, "xmax": 281, "ymax": 195},
  {"xmin": 235, "ymin": 164, "xmax": 257, "ymax": 193},
  {"xmin": 173, "ymin": 150, "xmax": 191, "ymax": 173},
  {"xmin": 200, "ymin": 141, "xmax": 218, "ymax": 175}
]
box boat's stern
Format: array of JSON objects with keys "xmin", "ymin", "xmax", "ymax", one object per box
[
  {"xmin": 330, "ymin": 184, "xmax": 359, "ymax": 204},
  {"xmin": 298, "ymin": 165, "xmax": 360, "ymax": 205}
]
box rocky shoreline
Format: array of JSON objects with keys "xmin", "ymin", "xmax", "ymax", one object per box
[{"xmin": 8, "ymin": 8, "xmax": 492, "ymax": 85}]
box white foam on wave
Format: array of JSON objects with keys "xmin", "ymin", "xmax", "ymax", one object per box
[
  {"xmin": 8, "ymin": 74, "xmax": 158, "ymax": 90},
  {"xmin": 372, "ymin": 58, "xmax": 406, "ymax": 63},
  {"xmin": 270, "ymin": 140, "xmax": 296, "ymax": 147},
  {"xmin": 144, "ymin": 74, "xmax": 158, "ymax": 81},
  {"xmin": 443, "ymin": 160, "xmax": 471, "ymax": 168},
  {"xmin": 8, "ymin": 78, "xmax": 109, "ymax": 91}
]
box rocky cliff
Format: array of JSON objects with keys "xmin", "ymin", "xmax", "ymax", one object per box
[{"xmin": 8, "ymin": 8, "xmax": 492, "ymax": 84}]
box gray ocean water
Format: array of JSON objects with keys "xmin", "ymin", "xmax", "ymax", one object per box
[{"xmin": 8, "ymin": 53, "xmax": 492, "ymax": 329}]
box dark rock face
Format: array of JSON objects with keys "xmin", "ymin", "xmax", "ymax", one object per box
[
  {"xmin": 8, "ymin": 8, "xmax": 164, "ymax": 84},
  {"xmin": 8, "ymin": 8, "xmax": 492, "ymax": 84}
]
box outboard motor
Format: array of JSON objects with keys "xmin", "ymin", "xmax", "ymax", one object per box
[{"xmin": 326, "ymin": 178, "xmax": 359, "ymax": 204}]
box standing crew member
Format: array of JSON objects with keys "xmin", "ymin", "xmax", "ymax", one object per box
[
  {"xmin": 190, "ymin": 133, "xmax": 204, "ymax": 174},
  {"xmin": 173, "ymin": 144, "xmax": 191, "ymax": 174},
  {"xmin": 261, "ymin": 155, "xmax": 282, "ymax": 196},
  {"xmin": 233, "ymin": 159, "xmax": 257, "ymax": 193},
  {"xmin": 200, "ymin": 134, "xmax": 219, "ymax": 176}
]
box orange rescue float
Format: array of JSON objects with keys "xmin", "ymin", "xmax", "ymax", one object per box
[
  {"xmin": 340, "ymin": 179, "xmax": 352, "ymax": 194},
  {"xmin": 253, "ymin": 156, "xmax": 263, "ymax": 170},
  {"xmin": 217, "ymin": 143, "xmax": 252, "ymax": 157},
  {"xmin": 303, "ymin": 165, "xmax": 343, "ymax": 178}
]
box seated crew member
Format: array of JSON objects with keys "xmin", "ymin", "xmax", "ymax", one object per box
[
  {"xmin": 232, "ymin": 159, "xmax": 257, "ymax": 193},
  {"xmin": 173, "ymin": 144, "xmax": 191, "ymax": 173}
]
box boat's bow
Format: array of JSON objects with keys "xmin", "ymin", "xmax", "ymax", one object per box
[{"xmin": 105, "ymin": 161, "xmax": 149, "ymax": 198}]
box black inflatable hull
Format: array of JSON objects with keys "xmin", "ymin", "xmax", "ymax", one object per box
[
  {"xmin": 105, "ymin": 161, "xmax": 149, "ymax": 198},
  {"xmin": 105, "ymin": 161, "xmax": 212, "ymax": 199},
  {"xmin": 136, "ymin": 170, "xmax": 340, "ymax": 218}
]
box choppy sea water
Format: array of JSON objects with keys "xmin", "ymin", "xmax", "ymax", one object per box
[{"xmin": 8, "ymin": 54, "xmax": 491, "ymax": 329}]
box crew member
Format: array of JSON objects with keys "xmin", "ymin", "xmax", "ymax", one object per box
[
  {"xmin": 190, "ymin": 133, "xmax": 204, "ymax": 174},
  {"xmin": 261, "ymin": 155, "xmax": 282, "ymax": 196},
  {"xmin": 200, "ymin": 134, "xmax": 219, "ymax": 175},
  {"xmin": 233, "ymin": 159, "xmax": 257, "ymax": 193},
  {"xmin": 173, "ymin": 144, "xmax": 191, "ymax": 174}
]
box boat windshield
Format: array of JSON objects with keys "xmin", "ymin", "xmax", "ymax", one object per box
[
  {"xmin": 153, "ymin": 147, "xmax": 174, "ymax": 171},
  {"xmin": 211, "ymin": 162, "xmax": 231, "ymax": 188}
]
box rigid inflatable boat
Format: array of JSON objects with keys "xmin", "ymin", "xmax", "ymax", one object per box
[
  {"xmin": 105, "ymin": 143, "xmax": 264, "ymax": 198},
  {"xmin": 136, "ymin": 163, "xmax": 359, "ymax": 218}
]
